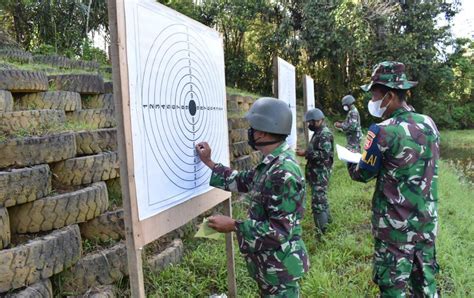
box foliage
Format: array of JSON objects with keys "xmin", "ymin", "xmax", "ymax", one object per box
[
  {"xmin": 0, "ymin": 0, "xmax": 108, "ymax": 58},
  {"xmin": 161, "ymin": 0, "xmax": 472, "ymax": 129},
  {"xmin": 81, "ymin": 39, "xmax": 109, "ymax": 65}
]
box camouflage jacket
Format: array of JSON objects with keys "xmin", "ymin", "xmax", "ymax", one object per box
[
  {"xmin": 348, "ymin": 107, "xmax": 440, "ymax": 245},
  {"xmin": 210, "ymin": 142, "xmax": 309, "ymax": 282},
  {"xmin": 305, "ymin": 125, "xmax": 334, "ymax": 180},
  {"xmin": 342, "ymin": 106, "xmax": 362, "ymax": 140}
]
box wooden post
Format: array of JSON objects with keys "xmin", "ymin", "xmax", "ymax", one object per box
[
  {"xmin": 108, "ymin": 0, "xmax": 145, "ymax": 297},
  {"xmin": 272, "ymin": 56, "xmax": 279, "ymax": 98},
  {"xmin": 223, "ymin": 198, "xmax": 237, "ymax": 297}
]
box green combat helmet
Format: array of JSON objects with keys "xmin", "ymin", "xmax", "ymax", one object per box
[
  {"xmin": 304, "ymin": 108, "xmax": 325, "ymax": 122},
  {"xmin": 245, "ymin": 97, "xmax": 292, "ymax": 135},
  {"xmin": 361, "ymin": 61, "xmax": 418, "ymax": 91},
  {"xmin": 341, "ymin": 95, "xmax": 355, "ymax": 106}
]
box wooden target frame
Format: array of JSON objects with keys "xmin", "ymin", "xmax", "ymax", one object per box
[{"xmin": 107, "ymin": 1, "xmax": 236, "ymax": 296}]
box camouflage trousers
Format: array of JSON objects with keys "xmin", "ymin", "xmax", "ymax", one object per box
[
  {"xmin": 245, "ymin": 257, "xmax": 301, "ymax": 297},
  {"xmin": 373, "ymin": 238, "xmax": 439, "ymax": 298},
  {"xmin": 308, "ymin": 169, "xmax": 331, "ymax": 215},
  {"xmin": 346, "ymin": 132, "xmax": 362, "ymax": 152},
  {"xmin": 243, "ymin": 241, "xmax": 307, "ymax": 297},
  {"xmin": 308, "ymin": 169, "xmax": 332, "ymax": 233},
  {"xmin": 258, "ymin": 280, "xmax": 299, "ymax": 298}
]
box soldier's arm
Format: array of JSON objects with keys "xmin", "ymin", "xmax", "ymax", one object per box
[
  {"xmin": 306, "ymin": 133, "xmax": 331, "ymax": 162},
  {"xmin": 210, "ymin": 163, "xmax": 255, "ymax": 193},
  {"xmin": 235, "ymin": 169, "xmax": 304, "ymax": 253},
  {"xmin": 341, "ymin": 111, "xmax": 359, "ymax": 132},
  {"xmin": 347, "ymin": 124, "xmax": 382, "ymax": 182}
]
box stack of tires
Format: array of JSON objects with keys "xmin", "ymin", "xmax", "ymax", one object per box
[
  {"xmin": 226, "ymin": 93, "xmax": 262, "ymax": 171},
  {"xmin": 0, "ymin": 68, "xmax": 123, "ymax": 296}
]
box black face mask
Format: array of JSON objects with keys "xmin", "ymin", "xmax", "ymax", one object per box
[
  {"xmin": 247, "ymin": 127, "xmax": 259, "ymax": 150},
  {"xmin": 308, "ymin": 124, "xmax": 317, "ymax": 131},
  {"xmin": 247, "ymin": 127, "xmax": 283, "ymax": 150}
]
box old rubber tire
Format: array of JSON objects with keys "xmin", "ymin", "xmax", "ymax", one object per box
[
  {"xmin": 82, "ymin": 94, "xmax": 114, "ymax": 110},
  {"xmin": 0, "ymin": 164, "xmax": 51, "ymax": 208},
  {"xmin": 48, "ymin": 74, "xmax": 104, "ymax": 94},
  {"xmin": 52, "ymin": 152, "xmax": 119, "ymax": 186},
  {"xmin": 79, "ymin": 209, "xmax": 125, "ymax": 241},
  {"xmin": 75, "ymin": 128, "xmax": 117, "ymax": 155},
  {"xmin": 33, "ymin": 55, "xmax": 72, "ymax": 68},
  {"xmin": 228, "ymin": 117, "xmax": 247, "ymax": 130},
  {"xmin": 0, "ymin": 90, "xmax": 13, "ymax": 112},
  {"xmin": 0, "ymin": 225, "xmax": 82, "ymax": 293},
  {"xmin": 60, "ymin": 242, "xmax": 127, "ymax": 293},
  {"xmin": 66, "ymin": 109, "xmax": 116, "ymax": 129},
  {"xmin": 9, "ymin": 182, "xmax": 108, "ymax": 233},
  {"xmin": 3, "ymin": 279, "xmax": 52, "ymax": 298},
  {"xmin": 0, "ymin": 70, "xmax": 48, "ymax": 92},
  {"xmin": 0, "ymin": 110, "xmax": 66, "ymax": 135},
  {"xmin": 229, "ymin": 128, "xmax": 247, "ymax": 143},
  {"xmin": 16, "ymin": 91, "xmax": 82, "ymax": 112},
  {"xmin": 0, "ymin": 49, "xmax": 32, "ymax": 64},
  {"xmin": 0, "ymin": 208, "xmax": 10, "ymax": 249},
  {"xmin": 0, "ymin": 133, "xmax": 76, "ymax": 169},
  {"xmin": 230, "ymin": 141, "xmax": 251, "ymax": 158}
]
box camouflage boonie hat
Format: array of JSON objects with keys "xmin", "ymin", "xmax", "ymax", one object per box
[{"xmin": 361, "ymin": 61, "xmax": 418, "ymax": 91}]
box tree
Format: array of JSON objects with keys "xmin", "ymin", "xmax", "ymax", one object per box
[{"xmin": 0, "ymin": 0, "xmax": 108, "ymax": 58}]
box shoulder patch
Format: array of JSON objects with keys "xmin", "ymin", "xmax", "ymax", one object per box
[
  {"xmin": 364, "ymin": 131, "xmax": 376, "ymax": 150},
  {"xmin": 359, "ymin": 124, "xmax": 382, "ymax": 173}
]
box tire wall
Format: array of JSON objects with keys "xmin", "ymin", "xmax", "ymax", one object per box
[{"xmin": 0, "ymin": 67, "xmax": 118, "ymax": 295}]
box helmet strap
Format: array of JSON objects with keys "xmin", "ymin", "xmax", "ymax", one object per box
[{"xmin": 253, "ymin": 140, "xmax": 282, "ymax": 147}]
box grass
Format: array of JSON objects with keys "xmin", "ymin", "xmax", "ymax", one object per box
[
  {"xmin": 145, "ymin": 133, "xmax": 474, "ymax": 297},
  {"xmin": 0, "ymin": 120, "xmax": 102, "ymax": 143},
  {"xmin": 226, "ymin": 86, "xmax": 266, "ymax": 99},
  {"xmin": 0, "ymin": 58, "xmax": 112, "ymax": 81},
  {"xmin": 440, "ymin": 129, "xmax": 474, "ymax": 148}
]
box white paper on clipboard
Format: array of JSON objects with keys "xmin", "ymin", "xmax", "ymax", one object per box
[{"xmin": 336, "ymin": 144, "xmax": 362, "ymax": 164}]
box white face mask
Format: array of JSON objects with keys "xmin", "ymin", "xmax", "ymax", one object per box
[
  {"xmin": 343, "ymin": 105, "xmax": 349, "ymax": 111},
  {"xmin": 368, "ymin": 93, "xmax": 389, "ymax": 118}
]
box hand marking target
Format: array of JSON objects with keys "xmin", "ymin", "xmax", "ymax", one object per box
[
  {"xmin": 124, "ymin": 1, "xmax": 229, "ymax": 220},
  {"xmin": 277, "ymin": 57, "xmax": 297, "ymax": 149}
]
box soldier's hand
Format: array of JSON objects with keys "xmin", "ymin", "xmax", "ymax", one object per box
[
  {"xmin": 296, "ymin": 148, "xmax": 306, "ymax": 156},
  {"xmin": 208, "ymin": 215, "xmax": 236, "ymax": 233},
  {"xmin": 334, "ymin": 122, "xmax": 341, "ymax": 128},
  {"xmin": 196, "ymin": 142, "xmax": 215, "ymax": 169}
]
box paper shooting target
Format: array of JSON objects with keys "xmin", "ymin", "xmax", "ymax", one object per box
[
  {"xmin": 277, "ymin": 57, "xmax": 297, "ymax": 149},
  {"xmin": 124, "ymin": 1, "xmax": 230, "ymax": 220},
  {"xmin": 305, "ymin": 75, "xmax": 315, "ymax": 141}
]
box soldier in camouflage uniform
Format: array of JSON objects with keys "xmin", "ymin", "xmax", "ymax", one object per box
[
  {"xmin": 296, "ymin": 108, "xmax": 334, "ymax": 234},
  {"xmin": 335, "ymin": 95, "xmax": 362, "ymax": 152},
  {"xmin": 196, "ymin": 97, "xmax": 309, "ymax": 297},
  {"xmin": 347, "ymin": 61, "xmax": 440, "ymax": 297}
]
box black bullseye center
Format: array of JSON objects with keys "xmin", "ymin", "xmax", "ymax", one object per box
[{"xmin": 189, "ymin": 99, "xmax": 197, "ymax": 116}]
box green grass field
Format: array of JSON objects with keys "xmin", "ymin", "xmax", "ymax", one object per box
[{"xmin": 146, "ymin": 131, "xmax": 474, "ymax": 297}]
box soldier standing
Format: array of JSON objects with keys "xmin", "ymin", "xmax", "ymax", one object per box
[
  {"xmin": 334, "ymin": 94, "xmax": 362, "ymax": 152},
  {"xmin": 196, "ymin": 97, "xmax": 309, "ymax": 297},
  {"xmin": 347, "ymin": 61, "xmax": 440, "ymax": 297},
  {"xmin": 296, "ymin": 108, "xmax": 334, "ymax": 235}
]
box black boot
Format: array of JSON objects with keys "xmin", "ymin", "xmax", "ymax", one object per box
[{"xmin": 313, "ymin": 211, "xmax": 328, "ymax": 235}]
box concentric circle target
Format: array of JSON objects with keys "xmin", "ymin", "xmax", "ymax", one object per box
[{"xmin": 140, "ymin": 24, "xmax": 226, "ymax": 190}]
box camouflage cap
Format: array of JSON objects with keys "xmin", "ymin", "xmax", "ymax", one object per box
[{"xmin": 360, "ymin": 61, "xmax": 418, "ymax": 92}]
